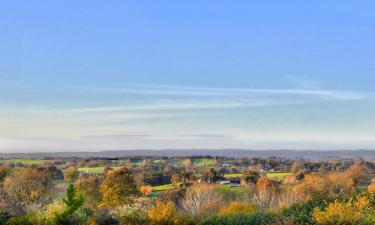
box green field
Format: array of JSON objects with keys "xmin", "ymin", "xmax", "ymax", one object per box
[
  {"xmin": 6, "ymin": 159, "xmax": 45, "ymax": 165},
  {"xmin": 193, "ymin": 158, "xmax": 216, "ymax": 166},
  {"xmin": 266, "ymin": 172, "xmax": 292, "ymax": 181},
  {"xmin": 78, "ymin": 166, "xmax": 120, "ymax": 174},
  {"xmin": 224, "ymin": 173, "xmax": 243, "ymax": 178},
  {"xmin": 152, "ymin": 183, "xmax": 176, "ymax": 191},
  {"xmin": 78, "ymin": 167, "xmax": 105, "ymax": 173}
]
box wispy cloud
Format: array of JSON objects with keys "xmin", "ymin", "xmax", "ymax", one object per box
[
  {"xmin": 79, "ymin": 84, "xmax": 370, "ymax": 101},
  {"xmin": 62, "ymin": 84, "xmax": 370, "ymax": 114}
]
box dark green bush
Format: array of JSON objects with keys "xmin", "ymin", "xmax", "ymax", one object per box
[
  {"xmin": 0, "ymin": 211, "xmax": 10, "ymax": 225},
  {"xmin": 280, "ymin": 195, "xmax": 334, "ymax": 225},
  {"xmin": 200, "ymin": 211, "xmax": 278, "ymax": 225}
]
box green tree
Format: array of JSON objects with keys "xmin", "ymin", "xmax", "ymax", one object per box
[{"xmin": 55, "ymin": 184, "xmax": 85, "ymax": 225}]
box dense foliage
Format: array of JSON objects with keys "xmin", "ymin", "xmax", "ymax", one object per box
[{"xmin": 0, "ymin": 157, "xmax": 374, "ymax": 225}]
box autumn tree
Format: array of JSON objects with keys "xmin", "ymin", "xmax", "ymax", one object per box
[
  {"xmin": 182, "ymin": 184, "xmax": 221, "ymax": 216},
  {"xmin": 3, "ymin": 167, "xmax": 53, "ymax": 211},
  {"xmin": 0, "ymin": 164, "xmax": 7, "ymax": 182},
  {"xmin": 74, "ymin": 175, "xmax": 101, "ymax": 209},
  {"xmin": 64, "ymin": 166, "xmax": 79, "ymax": 183},
  {"xmin": 147, "ymin": 201, "xmax": 179, "ymax": 225},
  {"xmin": 100, "ymin": 167, "xmax": 139, "ymax": 207},
  {"xmin": 346, "ymin": 162, "xmax": 367, "ymax": 190},
  {"xmin": 183, "ymin": 158, "xmax": 192, "ymax": 168},
  {"xmin": 291, "ymin": 162, "xmax": 303, "ymax": 174},
  {"xmin": 368, "ymin": 177, "xmax": 375, "ymax": 193},
  {"xmin": 170, "ymin": 173, "xmax": 181, "ymax": 186}
]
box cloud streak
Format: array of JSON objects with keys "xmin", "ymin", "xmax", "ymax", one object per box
[{"xmin": 80, "ymin": 84, "xmax": 370, "ymax": 100}]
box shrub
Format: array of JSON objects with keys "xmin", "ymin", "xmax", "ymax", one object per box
[
  {"xmin": 218, "ymin": 202, "xmax": 256, "ymax": 216},
  {"xmin": 35, "ymin": 200, "xmax": 65, "ymax": 225},
  {"xmin": 0, "ymin": 211, "xmax": 10, "ymax": 225},
  {"xmin": 280, "ymin": 195, "xmax": 333, "ymax": 225},
  {"xmin": 5, "ymin": 215, "xmax": 34, "ymax": 225},
  {"xmin": 148, "ymin": 201, "xmax": 179, "ymax": 225},
  {"xmin": 200, "ymin": 211, "xmax": 278, "ymax": 225},
  {"xmin": 88, "ymin": 207, "xmax": 118, "ymax": 225},
  {"xmin": 313, "ymin": 195, "xmax": 375, "ymax": 225},
  {"xmin": 113, "ymin": 206, "xmax": 148, "ymax": 225}
]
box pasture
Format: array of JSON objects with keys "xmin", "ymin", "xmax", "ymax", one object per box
[
  {"xmin": 266, "ymin": 172, "xmax": 292, "ymax": 180},
  {"xmin": 6, "ymin": 159, "xmax": 45, "ymax": 165}
]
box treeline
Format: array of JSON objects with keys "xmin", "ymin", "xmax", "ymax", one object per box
[{"xmin": 0, "ymin": 159, "xmax": 375, "ymax": 224}]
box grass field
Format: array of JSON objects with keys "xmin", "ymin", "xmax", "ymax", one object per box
[
  {"xmin": 78, "ymin": 167, "xmax": 105, "ymax": 173},
  {"xmin": 6, "ymin": 159, "xmax": 45, "ymax": 165},
  {"xmin": 224, "ymin": 173, "xmax": 243, "ymax": 178},
  {"xmin": 152, "ymin": 183, "xmax": 176, "ymax": 191},
  {"xmin": 266, "ymin": 172, "xmax": 292, "ymax": 181},
  {"xmin": 193, "ymin": 158, "xmax": 216, "ymax": 166},
  {"xmin": 78, "ymin": 166, "xmax": 120, "ymax": 174}
]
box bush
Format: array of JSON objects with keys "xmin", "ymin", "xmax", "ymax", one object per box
[
  {"xmin": 113, "ymin": 206, "xmax": 148, "ymax": 225},
  {"xmin": 200, "ymin": 211, "xmax": 278, "ymax": 225},
  {"xmin": 88, "ymin": 207, "xmax": 118, "ymax": 225},
  {"xmin": 0, "ymin": 211, "xmax": 10, "ymax": 225},
  {"xmin": 313, "ymin": 195, "xmax": 375, "ymax": 225},
  {"xmin": 280, "ymin": 195, "xmax": 333, "ymax": 225},
  {"xmin": 148, "ymin": 201, "xmax": 179, "ymax": 225},
  {"xmin": 5, "ymin": 215, "xmax": 34, "ymax": 225}
]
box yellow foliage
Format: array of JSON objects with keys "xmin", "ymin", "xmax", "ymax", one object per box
[
  {"xmin": 147, "ymin": 201, "xmax": 179, "ymax": 225},
  {"xmin": 218, "ymin": 202, "xmax": 256, "ymax": 216},
  {"xmin": 100, "ymin": 167, "xmax": 139, "ymax": 207},
  {"xmin": 313, "ymin": 196, "xmax": 375, "ymax": 225}
]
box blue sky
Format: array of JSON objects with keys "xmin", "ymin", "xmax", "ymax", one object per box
[{"xmin": 1, "ymin": 1, "xmax": 375, "ymax": 152}]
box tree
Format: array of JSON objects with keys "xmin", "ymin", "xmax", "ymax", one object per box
[
  {"xmin": 182, "ymin": 184, "xmax": 221, "ymax": 216},
  {"xmin": 74, "ymin": 176, "xmax": 101, "ymax": 209},
  {"xmin": 100, "ymin": 167, "xmax": 139, "ymax": 207},
  {"xmin": 0, "ymin": 164, "xmax": 7, "ymax": 182},
  {"xmin": 291, "ymin": 162, "xmax": 303, "ymax": 174},
  {"xmin": 241, "ymin": 170, "xmax": 260, "ymax": 185},
  {"xmin": 147, "ymin": 201, "xmax": 179, "ymax": 225},
  {"xmin": 55, "ymin": 184, "xmax": 85, "ymax": 225},
  {"xmin": 183, "ymin": 158, "xmax": 192, "ymax": 168},
  {"xmin": 64, "ymin": 166, "xmax": 79, "ymax": 183},
  {"xmin": 368, "ymin": 177, "xmax": 375, "ymax": 193},
  {"xmin": 170, "ymin": 173, "xmax": 181, "ymax": 186},
  {"xmin": 3, "ymin": 167, "xmax": 53, "ymax": 211},
  {"xmin": 208, "ymin": 168, "xmax": 219, "ymax": 183}
]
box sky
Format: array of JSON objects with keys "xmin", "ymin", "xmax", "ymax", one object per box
[{"xmin": 1, "ymin": 1, "xmax": 375, "ymax": 152}]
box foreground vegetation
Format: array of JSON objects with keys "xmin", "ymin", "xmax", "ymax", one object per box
[{"xmin": 0, "ymin": 156, "xmax": 375, "ymax": 224}]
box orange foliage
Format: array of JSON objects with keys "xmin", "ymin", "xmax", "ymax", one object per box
[
  {"xmin": 140, "ymin": 185, "xmax": 153, "ymax": 196},
  {"xmin": 218, "ymin": 202, "xmax": 256, "ymax": 216},
  {"xmin": 368, "ymin": 177, "xmax": 375, "ymax": 193}
]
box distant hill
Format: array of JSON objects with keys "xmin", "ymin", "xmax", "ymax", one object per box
[{"xmin": 1, "ymin": 149, "xmax": 375, "ymax": 159}]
